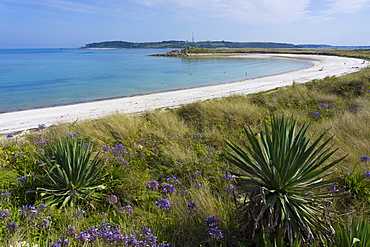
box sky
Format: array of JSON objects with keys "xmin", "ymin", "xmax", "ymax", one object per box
[{"xmin": 1, "ymin": 0, "xmax": 370, "ymax": 48}]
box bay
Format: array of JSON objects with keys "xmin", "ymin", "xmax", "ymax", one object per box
[{"xmin": 0, "ymin": 49, "xmax": 311, "ymax": 113}]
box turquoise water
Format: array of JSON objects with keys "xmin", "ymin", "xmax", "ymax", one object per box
[{"xmin": 0, "ymin": 49, "xmax": 311, "ymax": 113}]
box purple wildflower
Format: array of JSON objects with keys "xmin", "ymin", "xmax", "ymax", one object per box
[
  {"xmin": 13, "ymin": 152, "xmax": 24, "ymax": 158},
  {"xmin": 6, "ymin": 134, "xmax": 14, "ymax": 138},
  {"xmin": 73, "ymin": 208, "xmax": 85, "ymax": 218},
  {"xmin": 223, "ymin": 174, "xmax": 235, "ymax": 180},
  {"xmin": 329, "ymin": 185, "xmax": 339, "ymax": 192},
  {"xmin": 38, "ymin": 124, "xmax": 46, "ymax": 129},
  {"xmin": 162, "ymin": 184, "xmax": 176, "ymax": 194},
  {"xmin": 204, "ymin": 215, "xmax": 221, "ymax": 227},
  {"xmin": 66, "ymin": 225, "xmax": 77, "ymax": 237},
  {"xmin": 105, "ymin": 195, "xmax": 118, "ymax": 205},
  {"xmin": 69, "ymin": 190, "xmax": 79, "ymax": 196},
  {"xmin": 156, "ymin": 199, "xmax": 171, "ymax": 210},
  {"xmin": 0, "ymin": 208, "xmax": 12, "ymax": 220},
  {"xmin": 120, "ymin": 205, "xmax": 133, "ymax": 216},
  {"xmin": 16, "ymin": 176, "xmax": 27, "ymax": 184},
  {"xmin": 179, "ymin": 190, "xmax": 189, "ymax": 196},
  {"xmin": 313, "ymin": 112, "xmax": 321, "ymax": 116},
  {"xmin": 194, "ymin": 172, "xmax": 202, "ymax": 176},
  {"xmin": 36, "ymin": 141, "xmax": 48, "ymax": 146},
  {"xmin": 360, "ymin": 156, "xmax": 370, "ymax": 163},
  {"xmin": 363, "ymin": 171, "xmax": 370, "ymax": 177},
  {"xmin": 6, "ymin": 222, "xmax": 18, "ymax": 231},
  {"xmin": 207, "ymin": 227, "xmax": 224, "ymax": 240},
  {"xmin": 194, "ymin": 183, "xmax": 202, "ymax": 188},
  {"xmin": 166, "ymin": 176, "xmax": 179, "ymax": 183},
  {"xmin": 146, "ymin": 180, "xmax": 159, "ymax": 191},
  {"xmin": 187, "ymin": 202, "xmax": 197, "ymax": 214},
  {"xmin": 51, "ymin": 239, "xmax": 69, "ymax": 247},
  {"xmin": 224, "ymin": 187, "xmax": 236, "ymax": 193},
  {"xmin": 1, "ymin": 191, "xmax": 11, "ymax": 197},
  {"xmin": 65, "ymin": 132, "xmax": 77, "ymax": 137},
  {"xmin": 102, "ymin": 145, "xmax": 110, "ymax": 151},
  {"xmin": 37, "ymin": 216, "xmax": 52, "ymax": 229}
]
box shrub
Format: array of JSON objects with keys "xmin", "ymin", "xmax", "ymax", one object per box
[
  {"xmin": 36, "ymin": 137, "xmax": 107, "ymax": 208},
  {"xmin": 226, "ymin": 115, "xmax": 345, "ymax": 244}
]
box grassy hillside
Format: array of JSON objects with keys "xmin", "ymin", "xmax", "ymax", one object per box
[{"xmin": 1, "ymin": 50, "xmax": 370, "ymax": 246}]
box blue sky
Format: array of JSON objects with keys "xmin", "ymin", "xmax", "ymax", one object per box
[{"xmin": 1, "ymin": 0, "xmax": 370, "ymax": 48}]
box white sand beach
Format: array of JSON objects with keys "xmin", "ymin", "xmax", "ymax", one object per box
[{"xmin": 0, "ymin": 53, "xmax": 368, "ymax": 135}]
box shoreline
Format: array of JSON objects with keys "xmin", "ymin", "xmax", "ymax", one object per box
[{"xmin": 1, "ymin": 53, "xmax": 368, "ymax": 136}]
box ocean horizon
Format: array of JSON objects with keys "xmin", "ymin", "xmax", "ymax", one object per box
[{"xmin": 0, "ymin": 49, "xmax": 312, "ymax": 113}]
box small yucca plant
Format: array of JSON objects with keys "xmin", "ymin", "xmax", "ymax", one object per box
[
  {"xmin": 37, "ymin": 137, "xmax": 107, "ymax": 208},
  {"xmin": 333, "ymin": 218, "xmax": 370, "ymax": 247},
  {"xmin": 226, "ymin": 115, "xmax": 345, "ymax": 244}
]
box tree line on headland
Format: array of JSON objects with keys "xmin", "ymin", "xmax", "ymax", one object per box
[{"xmin": 81, "ymin": 40, "xmax": 369, "ymax": 49}]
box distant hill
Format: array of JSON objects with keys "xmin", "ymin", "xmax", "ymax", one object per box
[
  {"xmin": 82, "ymin": 41, "xmax": 296, "ymax": 49},
  {"xmin": 81, "ymin": 40, "xmax": 370, "ymax": 50}
]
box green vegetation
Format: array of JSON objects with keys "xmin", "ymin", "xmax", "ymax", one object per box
[
  {"xmin": 1, "ymin": 49, "xmax": 370, "ymax": 246},
  {"xmin": 227, "ymin": 116, "xmax": 344, "ymax": 244},
  {"xmin": 186, "ymin": 47, "xmax": 370, "ymax": 60},
  {"xmin": 82, "ymin": 40, "xmax": 298, "ymax": 49}
]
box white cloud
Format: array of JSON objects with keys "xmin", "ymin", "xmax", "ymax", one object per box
[{"xmin": 325, "ymin": 0, "xmax": 370, "ymax": 14}]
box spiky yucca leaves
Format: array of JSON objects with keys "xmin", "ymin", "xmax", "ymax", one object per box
[
  {"xmin": 226, "ymin": 116, "xmax": 345, "ymax": 244},
  {"xmin": 37, "ymin": 137, "xmax": 107, "ymax": 208},
  {"xmin": 333, "ymin": 218, "xmax": 370, "ymax": 247}
]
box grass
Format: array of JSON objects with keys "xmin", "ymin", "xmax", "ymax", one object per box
[{"xmin": 1, "ymin": 49, "xmax": 370, "ymax": 246}]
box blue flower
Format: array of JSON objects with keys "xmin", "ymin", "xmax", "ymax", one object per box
[
  {"xmin": 166, "ymin": 176, "xmax": 178, "ymax": 183},
  {"xmin": 101, "ymin": 145, "xmax": 110, "ymax": 151},
  {"xmin": 146, "ymin": 180, "xmax": 159, "ymax": 191},
  {"xmin": 204, "ymin": 215, "xmax": 221, "ymax": 227},
  {"xmin": 16, "ymin": 176, "xmax": 27, "ymax": 184},
  {"xmin": 363, "ymin": 171, "xmax": 370, "ymax": 177},
  {"xmin": 6, "ymin": 134, "xmax": 14, "ymax": 138},
  {"xmin": 38, "ymin": 124, "xmax": 46, "ymax": 129},
  {"xmin": 0, "ymin": 208, "xmax": 11, "ymax": 220},
  {"xmin": 188, "ymin": 202, "xmax": 197, "ymax": 214},
  {"xmin": 120, "ymin": 205, "xmax": 133, "ymax": 216},
  {"xmin": 65, "ymin": 132, "xmax": 77, "ymax": 137},
  {"xmin": 6, "ymin": 222, "xmax": 18, "ymax": 231},
  {"xmin": 329, "ymin": 185, "xmax": 339, "ymax": 192},
  {"xmin": 223, "ymin": 174, "xmax": 235, "ymax": 180},
  {"xmin": 156, "ymin": 199, "xmax": 171, "ymax": 210},
  {"xmin": 105, "ymin": 195, "xmax": 118, "ymax": 205},
  {"xmin": 360, "ymin": 156, "xmax": 370, "ymax": 163},
  {"xmin": 162, "ymin": 184, "xmax": 176, "ymax": 194},
  {"xmin": 194, "ymin": 183, "xmax": 202, "ymax": 188},
  {"xmin": 179, "ymin": 190, "xmax": 189, "ymax": 196},
  {"xmin": 1, "ymin": 191, "xmax": 11, "ymax": 197},
  {"xmin": 207, "ymin": 227, "xmax": 224, "ymax": 240},
  {"xmin": 313, "ymin": 112, "xmax": 321, "ymax": 116}
]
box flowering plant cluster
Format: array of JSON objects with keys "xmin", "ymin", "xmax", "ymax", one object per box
[
  {"xmin": 204, "ymin": 216, "xmax": 223, "ymax": 240},
  {"xmin": 52, "ymin": 223, "xmax": 169, "ymax": 246}
]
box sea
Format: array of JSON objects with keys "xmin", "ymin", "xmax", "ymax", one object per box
[{"xmin": 0, "ymin": 49, "xmax": 312, "ymax": 113}]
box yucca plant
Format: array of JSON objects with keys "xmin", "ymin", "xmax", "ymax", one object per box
[
  {"xmin": 226, "ymin": 115, "xmax": 345, "ymax": 244},
  {"xmin": 333, "ymin": 218, "xmax": 370, "ymax": 247},
  {"xmin": 36, "ymin": 137, "xmax": 107, "ymax": 208}
]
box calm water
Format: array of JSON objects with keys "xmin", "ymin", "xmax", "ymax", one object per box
[{"xmin": 0, "ymin": 49, "xmax": 311, "ymax": 113}]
